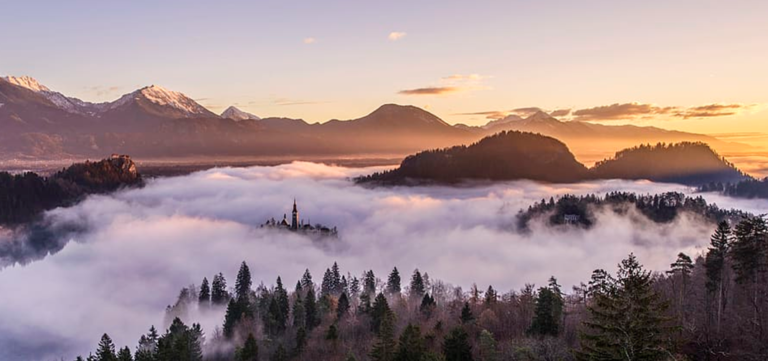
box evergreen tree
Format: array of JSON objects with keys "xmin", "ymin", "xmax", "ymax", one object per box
[
  {"xmin": 443, "ymin": 327, "xmax": 473, "ymax": 361},
  {"xmin": 223, "ymin": 299, "xmax": 242, "ymax": 339},
  {"xmin": 294, "ymin": 327, "xmax": 307, "ymax": 355},
  {"xmin": 265, "ymin": 297, "xmax": 282, "ymax": 335},
  {"xmin": 350, "ymin": 276, "xmax": 361, "ymax": 298},
  {"xmin": 275, "ymin": 276, "xmax": 290, "ymax": 331},
  {"xmin": 528, "ymin": 287, "xmax": 560, "ymax": 337},
  {"xmin": 460, "ymin": 302, "xmax": 474, "ymax": 324},
  {"xmin": 731, "ymin": 216, "xmax": 767, "ymax": 285},
  {"xmin": 370, "ymin": 312, "xmax": 396, "ymax": 361},
  {"xmin": 478, "ymin": 329, "xmax": 498, "ymax": 361},
  {"xmin": 235, "ymin": 261, "xmax": 252, "ymax": 303},
  {"xmin": 577, "ymin": 254, "xmax": 671, "ymax": 361},
  {"xmin": 394, "ymin": 324, "xmax": 424, "ymax": 361},
  {"xmin": 420, "ymin": 294, "xmax": 436, "ymax": 318},
  {"xmin": 117, "ymin": 347, "xmax": 132, "ymax": 361},
  {"xmin": 705, "ymin": 221, "xmax": 731, "ymax": 334},
  {"xmin": 198, "ymin": 277, "xmax": 210, "ymax": 306},
  {"xmin": 337, "ymin": 292, "xmax": 351, "ymax": 320},
  {"xmin": 331, "ymin": 262, "xmax": 342, "ymax": 294},
  {"xmin": 237, "ymin": 333, "xmax": 258, "ymax": 361},
  {"xmin": 96, "ymin": 334, "xmax": 117, "ymax": 361},
  {"xmin": 484, "ymin": 285, "xmax": 498, "ymax": 304},
  {"xmin": 211, "ymin": 273, "xmax": 228, "ymax": 305},
  {"xmin": 371, "ymin": 293, "xmax": 392, "ymax": 333},
  {"xmin": 364, "ymin": 270, "xmax": 377, "ymax": 295},
  {"xmin": 135, "ymin": 327, "xmax": 159, "ymax": 361},
  {"xmin": 305, "ymin": 287, "xmax": 319, "ymax": 330},
  {"xmin": 292, "ymin": 292, "xmax": 305, "ymax": 328},
  {"xmin": 386, "ymin": 267, "xmax": 401, "ymax": 296},
  {"xmin": 301, "ymin": 269, "xmax": 313, "ymax": 291},
  {"xmin": 410, "ymin": 269, "xmax": 425, "ymax": 300},
  {"xmin": 321, "ymin": 268, "xmax": 334, "ymax": 296}
]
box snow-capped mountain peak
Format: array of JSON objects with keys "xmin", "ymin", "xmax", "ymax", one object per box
[
  {"xmin": 136, "ymin": 85, "xmax": 211, "ymax": 116},
  {"xmin": 221, "ymin": 106, "xmax": 261, "ymax": 121},
  {"xmin": 3, "ymin": 75, "xmax": 51, "ymax": 92}
]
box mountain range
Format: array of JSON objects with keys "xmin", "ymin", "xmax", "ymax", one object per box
[{"xmin": 0, "ymin": 75, "xmax": 742, "ymax": 161}]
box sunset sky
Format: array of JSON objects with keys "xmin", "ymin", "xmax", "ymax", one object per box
[{"xmin": 3, "ymin": 0, "xmax": 767, "ymax": 141}]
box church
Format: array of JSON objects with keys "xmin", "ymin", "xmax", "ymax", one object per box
[{"xmin": 262, "ymin": 200, "xmax": 338, "ymax": 237}]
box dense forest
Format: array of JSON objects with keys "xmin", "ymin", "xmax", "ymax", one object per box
[
  {"xmin": 356, "ymin": 131, "xmax": 590, "ymax": 184},
  {"xmin": 0, "ymin": 154, "xmax": 142, "ymax": 226},
  {"xmin": 516, "ymin": 191, "xmax": 750, "ymax": 231},
  {"xmin": 76, "ymin": 216, "xmax": 768, "ymax": 361},
  {"xmin": 700, "ymin": 178, "xmax": 768, "ymax": 199},
  {"xmin": 590, "ymin": 142, "xmax": 747, "ymax": 186},
  {"xmin": 357, "ymin": 137, "xmax": 747, "ymax": 187}
]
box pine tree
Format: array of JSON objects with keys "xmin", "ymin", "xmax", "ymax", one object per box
[
  {"xmin": 292, "ymin": 292, "xmax": 305, "ymax": 328},
  {"xmin": 587, "ymin": 269, "xmax": 612, "ymax": 298},
  {"xmin": 294, "ymin": 327, "xmax": 307, "ymax": 355},
  {"xmin": 577, "ymin": 254, "xmax": 671, "ymax": 361},
  {"xmin": 337, "ymin": 292, "xmax": 351, "ymax": 320},
  {"xmin": 364, "ymin": 270, "xmax": 377, "ymax": 295},
  {"xmin": 237, "ymin": 333, "xmax": 258, "ymax": 361},
  {"xmin": 371, "ymin": 293, "xmax": 392, "ymax": 333},
  {"xmin": 667, "ymin": 252, "xmax": 694, "ymax": 328},
  {"xmin": 705, "ymin": 221, "xmax": 731, "ymax": 335},
  {"xmin": 117, "ymin": 347, "xmax": 132, "ymax": 361},
  {"xmin": 198, "ymin": 277, "xmax": 211, "ymax": 306},
  {"xmin": 370, "ymin": 312, "xmax": 396, "ymax": 361},
  {"xmin": 275, "ymin": 276, "xmax": 290, "ymax": 331},
  {"xmin": 460, "ymin": 302, "xmax": 474, "ymax": 324},
  {"xmin": 305, "ymin": 287, "xmax": 319, "ymax": 330},
  {"xmin": 420, "ymin": 294, "xmax": 436, "ymax": 318},
  {"xmin": 265, "ymin": 297, "xmax": 282, "ymax": 335},
  {"xmin": 350, "ymin": 276, "xmax": 360, "ymax": 298},
  {"xmin": 386, "ymin": 267, "xmax": 401, "ymax": 296},
  {"xmin": 443, "ymin": 327, "xmax": 473, "ymax": 361},
  {"xmin": 301, "ymin": 269, "xmax": 313, "ymax": 291},
  {"xmin": 410, "ymin": 269, "xmax": 425, "ymax": 301},
  {"xmin": 211, "ymin": 273, "xmax": 228, "ymax": 305},
  {"xmin": 321, "ymin": 268, "xmax": 334, "ymax": 296},
  {"xmin": 730, "ymin": 216, "xmax": 767, "ymax": 335},
  {"xmin": 528, "ymin": 287, "xmax": 560, "ymax": 337},
  {"xmin": 223, "ymin": 299, "xmax": 242, "ymax": 339},
  {"xmin": 394, "ymin": 324, "xmax": 424, "ymax": 361},
  {"xmin": 95, "ymin": 333, "xmax": 117, "ymax": 361},
  {"xmin": 331, "ymin": 262, "xmax": 342, "ymax": 294},
  {"xmin": 235, "ymin": 261, "xmax": 252, "ymax": 303},
  {"xmin": 326, "ymin": 323, "xmax": 339, "ymax": 342}
]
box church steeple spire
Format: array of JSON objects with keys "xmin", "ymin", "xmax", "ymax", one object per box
[{"xmin": 291, "ymin": 199, "xmax": 299, "ymax": 230}]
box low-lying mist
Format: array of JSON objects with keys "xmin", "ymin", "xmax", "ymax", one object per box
[{"xmin": 1, "ymin": 162, "xmax": 766, "ymax": 360}]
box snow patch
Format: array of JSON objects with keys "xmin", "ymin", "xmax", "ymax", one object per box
[{"xmin": 221, "ymin": 106, "xmax": 261, "ymax": 121}]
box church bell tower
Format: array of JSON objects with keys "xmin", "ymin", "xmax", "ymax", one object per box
[{"xmin": 291, "ymin": 199, "xmax": 299, "ymax": 230}]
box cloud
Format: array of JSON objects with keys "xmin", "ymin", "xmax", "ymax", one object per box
[
  {"xmin": 388, "ymin": 32, "xmax": 407, "ymax": 41},
  {"xmin": 86, "ymin": 85, "xmax": 122, "ymax": 97},
  {"xmin": 303, "ymin": 37, "xmax": 316, "ymax": 44},
  {"xmin": 674, "ymin": 103, "xmax": 748, "ymax": 119},
  {"xmin": 1, "ymin": 162, "xmax": 767, "ymax": 359},
  {"xmin": 550, "ymin": 108, "xmax": 572, "ymax": 117},
  {"xmin": 442, "ymin": 74, "xmax": 486, "ymax": 81},
  {"xmin": 572, "ymin": 102, "xmax": 677, "ymax": 121},
  {"xmin": 397, "ymin": 86, "xmax": 461, "ymax": 96},
  {"xmin": 453, "ymin": 110, "xmax": 509, "ymax": 120}
]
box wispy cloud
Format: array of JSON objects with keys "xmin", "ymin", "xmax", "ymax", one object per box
[
  {"xmin": 571, "ymin": 102, "xmax": 677, "ymax": 121},
  {"xmin": 388, "ymin": 31, "xmax": 407, "ymax": 41},
  {"xmin": 674, "ymin": 104, "xmax": 747, "ymax": 119},
  {"xmin": 550, "ymin": 109, "xmax": 572, "ymax": 117},
  {"xmin": 85, "ymin": 85, "xmax": 122, "ymax": 98},
  {"xmin": 303, "ymin": 37, "xmax": 316, "ymax": 44},
  {"xmin": 397, "ymin": 86, "xmax": 461, "ymax": 96}
]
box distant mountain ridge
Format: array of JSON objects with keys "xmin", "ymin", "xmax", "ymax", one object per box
[
  {"xmin": 357, "ymin": 132, "xmax": 749, "ymax": 186},
  {"xmin": 0, "ymin": 75, "xmax": 743, "ymax": 162}
]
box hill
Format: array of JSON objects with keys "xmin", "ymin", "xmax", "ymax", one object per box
[
  {"xmin": 591, "ymin": 142, "xmax": 748, "ymax": 185},
  {"xmin": 356, "ymin": 131, "xmax": 589, "ymax": 184},
  {"xmin": 0, "ymin": 155, "xmax": 142, "ymax": 226}
]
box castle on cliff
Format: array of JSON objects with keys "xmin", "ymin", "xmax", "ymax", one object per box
[{"xmin": 262, "ymin": 200, "xmax": 338, "ymax": 237}]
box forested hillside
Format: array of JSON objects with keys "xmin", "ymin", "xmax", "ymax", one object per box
[
  {"xmin": 701, "ymin": 177, "xmax": 768, "ymax": 199},
  {"xmin": 77, "ymin": 216, "xmax": 768, "ymax": 361},
  {"xmin": 516, "ymin": 191, "xmax": 749, "ymax": 231},
  {"xmin": 0, "ymin": 155, "xmax": 142, "ymax": 225}
]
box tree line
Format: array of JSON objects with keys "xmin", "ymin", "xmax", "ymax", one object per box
[
  {"xmin": 76, "ymin": 216, "xmax": 767, "ymax": 360},
  {"xmin": 700, "ymin": 177, "xmax": 768, "ymax": 200}
]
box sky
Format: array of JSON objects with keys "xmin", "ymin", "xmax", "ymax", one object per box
[{"xmin": 2, "ymin": 0, "xmax": 767, "ymax": 138}]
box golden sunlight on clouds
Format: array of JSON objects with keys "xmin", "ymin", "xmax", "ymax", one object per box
[
  {"xmin": 398, "ymin": 86, "xmax": 461, "ymax": 95},
  {"xmin": 388, "ymin": 31, "xmax": 407, "ymax": 41}
]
